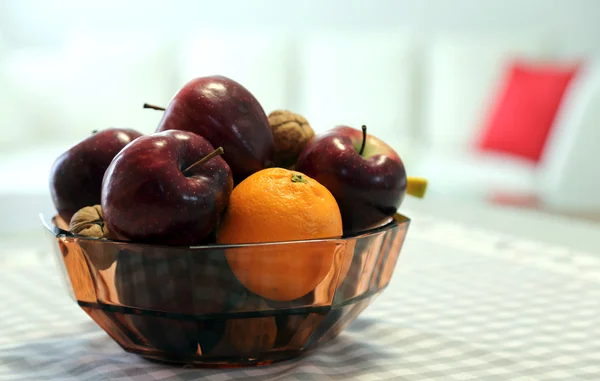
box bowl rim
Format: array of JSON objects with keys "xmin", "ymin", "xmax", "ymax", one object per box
[{"xmin": 40, "ymin": 213, "xmax": 409, "ymax": 250}]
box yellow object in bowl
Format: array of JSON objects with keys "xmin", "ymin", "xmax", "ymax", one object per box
[{"xmin": 406, "ymin": 177, "xmax": 428, "ymax": 198}]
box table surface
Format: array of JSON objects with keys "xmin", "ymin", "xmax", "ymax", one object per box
[{"xmin": 1, "ymin": 199, "xmax": 600, "ymax": 380}]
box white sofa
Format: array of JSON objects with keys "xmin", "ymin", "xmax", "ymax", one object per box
[
  {"xmin": 536, "ymin": 61, "xmax": 600, "ymax": 212},
  {"xmin": 1, "ymin": 30, "xmax": 599, "ymax": 234},
  {"xmin": 412, "ymin": 36, "xmax": 600, "ymax": 210}
]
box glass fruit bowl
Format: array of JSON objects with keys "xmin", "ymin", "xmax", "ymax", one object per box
[{"xmin": 42, "ymin": 214, "xmax": 409, "ymax": 367}]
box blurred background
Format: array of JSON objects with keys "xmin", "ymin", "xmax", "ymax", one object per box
[{"xmin": 1, "ymin": 0, "xmax": 600, "ymax": 238}]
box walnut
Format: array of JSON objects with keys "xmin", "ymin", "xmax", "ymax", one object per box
[
  {"xmin": 68, "ymin": 205, "xmax": 109, "ymax": 238},
  {"xmin": 210, "ymin": 298, "xmax": 277, "ymax": 356},
  {"xmin": 268, "ymin": 110, "xmax": 315, "ymax": 169},
  {"xmin": 223, "ymin": 313, "xmax": 277, "ymax": 355}
]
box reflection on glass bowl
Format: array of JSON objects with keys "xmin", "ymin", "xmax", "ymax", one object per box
[{"xmin": 42, "ymin": 214, "xmax": 409, "ymax": 367}]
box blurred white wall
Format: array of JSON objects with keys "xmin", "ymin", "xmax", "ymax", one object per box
[
  {"xmin": 0, "ymin": 0, "xmax": 599, "ymax": 235},
  {"xmin": 0, "ymin": 0, "xmax": 598, "ymax": 56},
  {"xmin": 1, "ymin": 0, "xmax": 598, "ymax": 145}
]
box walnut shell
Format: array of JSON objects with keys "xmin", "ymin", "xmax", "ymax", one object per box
[
  {"xmin": 69, "ymin": 205, "xmax": 109, "ymax": 238},
  {"xmin": 224, "ymin": 313, "xmax": 277, "ymax": 355},
  {"xmin": 268, "ymin": 110, "xmax": 314, "ymax": 169},
  {"xmin": 211, "ymin": 298, "xmax": 277, "ymax": 356}
]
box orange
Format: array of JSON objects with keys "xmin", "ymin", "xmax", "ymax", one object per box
[{"xmin": 217, "ymin": 167, "xmax": 343, "ymax": 301}]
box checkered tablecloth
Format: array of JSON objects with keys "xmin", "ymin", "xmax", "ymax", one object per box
[{"xmin": 1, "ymin": 213, "xmax": 600, "ymax": 380}]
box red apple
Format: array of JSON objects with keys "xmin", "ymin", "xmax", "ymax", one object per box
[
  {"xmin": 155, "ymin": 75, "xmax": 274, "ymax": 182},
  {"xmin": 50, "ymin": 128, "xmax": 142, "ymax": 223},
  {"xmin": 101, "ymin": 130, "xmax": 233, "ymax": 245},
  {"xmin": 295, "ymin": 126, "xmax": 407, "ymax": 234}
]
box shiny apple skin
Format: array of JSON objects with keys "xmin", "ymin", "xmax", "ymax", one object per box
[
  {"xmin": 295, "ymin": 126, "xmax": 407, "ymax": 234},
  {"xmin": 101, "ymin": 130, "xmax": 233, "ymax": 245},
  {"xmin": 155, "ymin": 75, "xmax": 274, "ymax": 183},
  {"xmin": 50, "ymin": 128, "xmax": 143, "ymax": 223}
]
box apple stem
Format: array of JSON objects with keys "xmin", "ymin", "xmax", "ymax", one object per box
[
  {"xmin": 143, "ymin": 103, "xmax": 166, "ymax": 111},
  {"xmin": 183, "ymin": 147, "xmax": 225, "ymax": 175},
  {"xmin": 359, "ymin": 125, "xmax": 367, "ymax": 156}
]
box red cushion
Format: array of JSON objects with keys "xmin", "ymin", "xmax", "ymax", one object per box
[{"xmin": 477, "ymin": 62, "xmax": 579, "ymax": 163}]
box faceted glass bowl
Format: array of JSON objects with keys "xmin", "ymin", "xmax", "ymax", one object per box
[{"xmin": 42, "ymin": 214, "xmax": 409, "ymax": 367}]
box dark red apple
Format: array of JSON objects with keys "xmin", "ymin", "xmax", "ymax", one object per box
[
  {"xmin": 101, "ymin": 130, "xmax": 233, "ymax": 245},
  {"xmin": 50, "ymin": 128, "xmax": 142, "ymax": 223},
  {"xmin": 295, "ymin": 126, "xmax": 407, "ymax": 234},
  {"xmin": 155, "ymin": 75, "xmax": 274, "ymax": 182}
]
